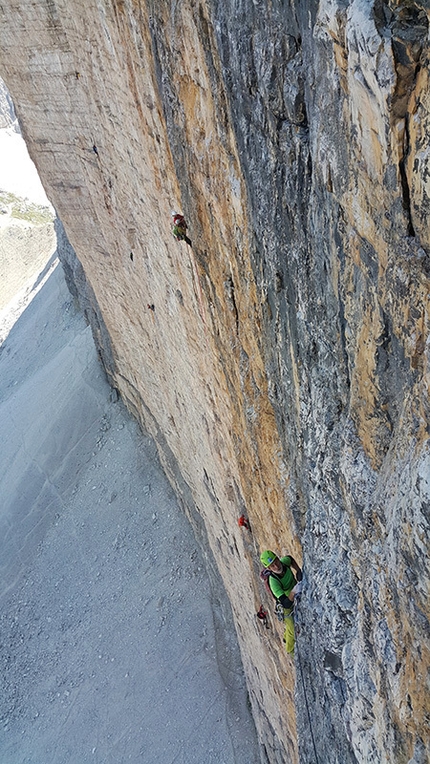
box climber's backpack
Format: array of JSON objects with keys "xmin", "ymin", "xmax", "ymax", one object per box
[{"xmin": 260, "ymin": 568, "xmax": 274, "ymax": 598}]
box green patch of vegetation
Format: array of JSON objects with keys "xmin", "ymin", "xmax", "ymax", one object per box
[{"xmin": 0, "ymin": 190, "xmax": 54, "ymax": 225}]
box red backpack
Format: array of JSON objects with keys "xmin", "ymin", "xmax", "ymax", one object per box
[
  {"xmin": 260, "ymin": 569, "xmax": 286, "ymax": 621},
  {"xmin": 260, "ymin": 568, "xmax": 275, "ymax": 599},
  {"xmin": 173, "ymin": 214, "xmax": 186, "ymax": 228}
]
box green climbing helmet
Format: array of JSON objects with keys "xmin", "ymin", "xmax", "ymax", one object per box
[{"xmin": 260, "ymin": 550, "xmax": 277, "ymax": 567}]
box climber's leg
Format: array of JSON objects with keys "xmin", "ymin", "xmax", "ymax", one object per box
[{"xmin": 283, "ymin": 614, "xmax": 295, "ymax": 655}]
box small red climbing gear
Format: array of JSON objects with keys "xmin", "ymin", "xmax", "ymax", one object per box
[
  {"xmin": 256, "ymin": 605, "xmax": 269, "ymax": 628},
  {"xmin": 238, "ymin": 514, "xmax": 251, "ymax": 530}
]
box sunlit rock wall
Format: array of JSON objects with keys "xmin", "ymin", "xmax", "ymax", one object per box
[{"xmin": 0, "ymin": 2, "xmax": 428, "ymax": 763}]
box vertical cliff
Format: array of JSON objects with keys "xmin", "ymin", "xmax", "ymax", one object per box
[{"xmin": 0, "ymin": 2, "xmax": 428, "ymax": 762}]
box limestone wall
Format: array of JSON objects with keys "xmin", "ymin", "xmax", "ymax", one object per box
[{"xmin": 0, "ymin": 2, "xmax": 428, "ymax": 762}]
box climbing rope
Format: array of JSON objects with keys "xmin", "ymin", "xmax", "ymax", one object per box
[{"xmin": 295, "ymin": 639, "xmax": 320, "ymax": 764}]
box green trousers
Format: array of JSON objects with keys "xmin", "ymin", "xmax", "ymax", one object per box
[{"xmin": 283, "ymin": 612, "xmax": 295, "ymax": 655}]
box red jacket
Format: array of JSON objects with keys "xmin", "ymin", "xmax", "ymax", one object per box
[{"xmin": 173, "ymin": 214, "xmax": 187, "ymax": 229}]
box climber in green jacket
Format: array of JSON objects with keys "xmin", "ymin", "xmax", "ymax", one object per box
[{"xmin": 260, "ymin": 550, "xmax": 303, "ymax": 654}]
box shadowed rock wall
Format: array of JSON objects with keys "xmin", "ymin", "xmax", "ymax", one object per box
[{"xmin": 0, "ymin": 2, "xmax": 428, "ymax": 763}]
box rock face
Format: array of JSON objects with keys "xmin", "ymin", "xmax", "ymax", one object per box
[{"xmin": 0, "ymin": 2, "xmax": 428, "ymax": 763}]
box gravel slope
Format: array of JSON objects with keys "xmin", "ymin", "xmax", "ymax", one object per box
[{"xmin": 0, "ymin": 261, "xmax": 259, "ymax": 764}]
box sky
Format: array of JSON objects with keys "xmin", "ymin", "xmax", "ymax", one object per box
[{"xmin": 0, "ymin": 126, "xmax": 52, "ymax": 206}]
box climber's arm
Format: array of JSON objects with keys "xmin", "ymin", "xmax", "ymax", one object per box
[{"xmin": 289, "ymin": 556, "xmax": 302, "ymax": 581}]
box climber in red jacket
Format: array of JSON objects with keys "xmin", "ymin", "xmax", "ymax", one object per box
[{"xmin": 171, "ymin": 211, "xmax": 192, "ymax": 247}]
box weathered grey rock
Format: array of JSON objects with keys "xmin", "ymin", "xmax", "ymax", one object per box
[
  {"xmin": 0, "ymin": 2, "xmax": 428, "ymax": 763},
  {"xmin": 0, "ymin": 221, "xmax": 56, "ymax": 313}
]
